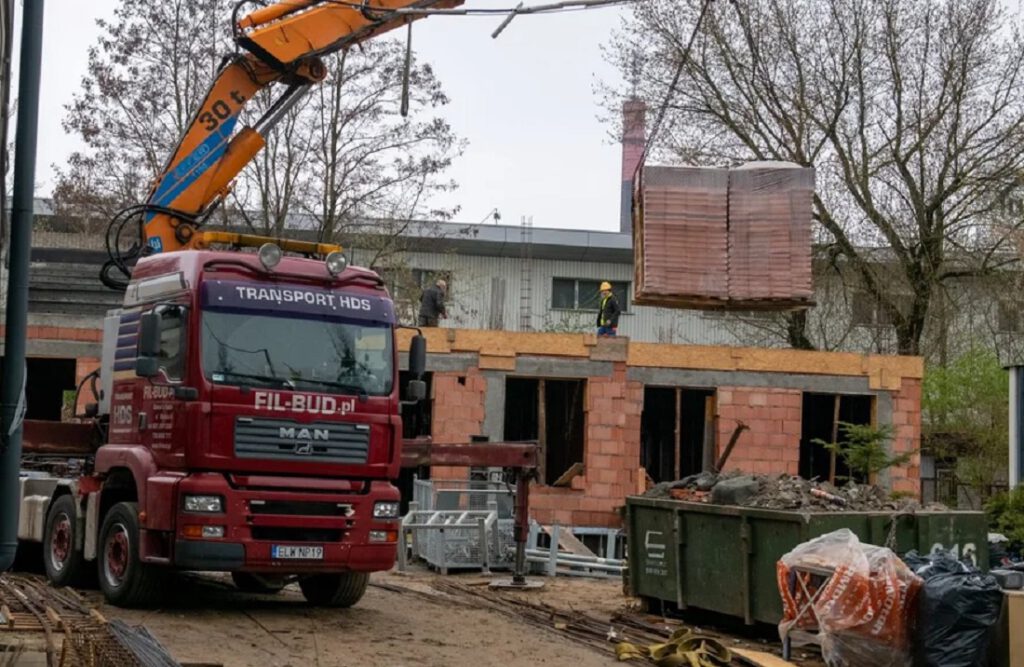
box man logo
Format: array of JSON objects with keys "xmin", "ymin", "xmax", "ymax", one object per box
[
  {"xmin": 279, "ymin": 427, "xmax": 329, "ymax": 441},
  {"xmin": 279, "ymin": 426, "xmax": 328, "ymax": 456}
]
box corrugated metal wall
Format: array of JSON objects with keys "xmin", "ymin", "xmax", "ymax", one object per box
[{"xmin": 354, "ymin": 248, "xmax": 743, "ymax": 345}]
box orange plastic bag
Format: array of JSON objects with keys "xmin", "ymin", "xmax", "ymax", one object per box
[{"xmin": 777, "ymin": 529, "xmax": 921, "ymax": 667}]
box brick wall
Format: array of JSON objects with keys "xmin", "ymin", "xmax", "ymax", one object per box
[
  {"xmin": 0, "ymin": 325, "xmax": 103, "ymax": 343},
  {"xmin": 889, "ymin": 378, "xmax": 922, "ymax": 496},
  {"xmin": 428, "ymin": 369, "xmax": 486, "ymax": 480},
  {"xmin": 716, "ymin": 387, "xmax": 802, "ymax": 476},
  {"xmin": 530, "ymin": 362, "xmax": 644, "ymax": 528}
]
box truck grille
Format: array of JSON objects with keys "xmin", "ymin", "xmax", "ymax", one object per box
[
  {"xmin": 234, "ymin": 418, "xmax": 370, "ymax": 465},
  {"xmin": 248, "ymin": 500, "xmax": 353, "ymax": 517}
]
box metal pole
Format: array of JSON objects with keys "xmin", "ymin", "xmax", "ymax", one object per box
[{"xmin": 0, "ymin": 0, "xmax": 45, "ymax": 571}]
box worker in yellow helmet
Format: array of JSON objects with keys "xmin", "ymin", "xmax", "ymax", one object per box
[{"xmin": 597, "ymin": 281, "xmax": 621, "ymax": 337}]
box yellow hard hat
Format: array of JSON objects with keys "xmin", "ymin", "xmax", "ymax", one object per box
[{"xmin": 600, "ymin": 281, "xmax": 612, "ymax": 291}]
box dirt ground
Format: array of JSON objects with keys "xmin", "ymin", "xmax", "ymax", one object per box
[
  {"xmin": 89, "ymin": 571, "xmax": 621, "ymax": 667},
  {"xmin": 80, "ymin": 569, "xmax": 817, "ymax": 667}
]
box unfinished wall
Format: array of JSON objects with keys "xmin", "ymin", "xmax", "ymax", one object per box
[
  {"xmin": 428, "ymin": 369, "xmax": 487, "ymax": 481},
  {"xmin": 716, "ymin": 387, "xmax": 802, "ymax": 476},
  {"xmin": 889, "ymin": 378, "xmax": 923, "ymax": 494},
  {"xmin": 402, "ymin": 329, "xmax": 926, "ymax": 529}
]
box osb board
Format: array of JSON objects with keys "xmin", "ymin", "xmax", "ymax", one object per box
[
  {"xmin": 397, "ymin": 328, "xmax": 923, "ymax": 389},
  {"xmin": 478, "ymin": 354, "xmax": 517, "ymax": 371},
  {"xmin": 397, "ymin": 328, "xmax": 592, "ymax": 358},
  {"xmin": 627, "ymin": 342, "xmax": 923, "ymax": 388}
]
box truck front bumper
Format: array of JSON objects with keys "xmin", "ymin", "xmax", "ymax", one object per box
[{"xmin": 172, "ymin": 473, "xmax": 400, "ymax": 574}]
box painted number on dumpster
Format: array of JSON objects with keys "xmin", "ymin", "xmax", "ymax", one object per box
[
  {"xmin": 930, "ymin": 542, "xmax": 978, "ymax": 568},
  {"xmin": 643, "ymin": 530, "xmax": 669, "ymax": 577}
]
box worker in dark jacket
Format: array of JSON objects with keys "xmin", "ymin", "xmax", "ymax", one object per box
[
  {"xmin": 418, "ymin": 279, "xmax": 447, "ymax": 327},
  {"xmin": 596, "ymin": 281, "xmax": 621, "ymax": 336}
]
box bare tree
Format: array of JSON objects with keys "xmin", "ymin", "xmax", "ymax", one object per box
[
  {"xmin": 54, "ymin": 0, "xmax": 461, "ymax": 261},
  {"xmin": 299, "ymin": 43, "xmax": 462, "ymax": 267},
  {"xmin": 54, "ymin": 0, "xmax": 227, "ymax": 222},
  {"xmin": 607, "ymin": 0, "xmax": 1024, "ymax": 355}
]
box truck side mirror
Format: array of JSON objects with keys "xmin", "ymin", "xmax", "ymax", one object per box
[
  {"xmin": 136, "ymin": 357, "xmax": 159, "ymax": 378},
  {"xmin": 136, "ymin": 312, "xmax": 161, "ymax": 378},
  {"xmin": 138, "ymin": 312, "xmax": 161, "ymax": 357},
  {"xmin": 409, "ymin": 334, "xmax": 427, "ymax": 378},
  {"xmin": 406, "ymin": 379, "xmax": 427, "ymax": 402}
]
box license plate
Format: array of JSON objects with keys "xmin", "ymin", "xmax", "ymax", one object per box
[{"xmin": 271, "ymin": 545, "xmax": 324, "ymax": 560}]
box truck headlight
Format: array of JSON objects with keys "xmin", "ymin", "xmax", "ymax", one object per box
[
  {"xmin": 184, "ymin": 495, "xmax": 223, "ymax": 513},
  {"xmin": 373, "ymin": 501, "xmax": 400, "ymax": 519}
]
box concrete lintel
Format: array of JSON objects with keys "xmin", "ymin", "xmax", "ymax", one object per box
[
  {"xmin": 514, "ymin": 356, "xmax": 614, "ymax": 379},
  {"xmin": 627, "ymin": 367, "xmax": 876, "ymax": 395},
  {"xmin": 398, "ymin": 352, "xmax": 478, "ymax": 373}
]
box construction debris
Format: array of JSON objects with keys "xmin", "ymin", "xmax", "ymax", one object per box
[
  {"xmin": 0, "ymin": 574, "xmax": 178, "ymax": 667},
  {"xmin": 372, "ymin": 577, "xmax": 810, "ymax": 666},
  {"xmin": 645, "ymin": 472, "xmax": 946, "ymax": 513}
]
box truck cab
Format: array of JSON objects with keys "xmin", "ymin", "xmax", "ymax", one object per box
[{"xmin": 26, "ymin": 246, "xmax": 427, "ymax": 608}]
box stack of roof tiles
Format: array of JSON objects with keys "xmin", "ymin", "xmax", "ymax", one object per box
[{"xmin": 632, "ymin": 161, "xmax": 814, "ymax": 310}]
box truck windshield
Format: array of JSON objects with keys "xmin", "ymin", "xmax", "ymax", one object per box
[{"xmin": 201, "ymin": 311, "xmax": 393, "ymax": 397}]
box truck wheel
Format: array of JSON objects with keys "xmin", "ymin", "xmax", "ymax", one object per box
[
  {"xmin": 97, "ymin": 502, "xmax": 166, "ymax": 608},
  {"xmin": 232, "ymin": 572, "xmax": 286, "ymax": 594},
  {"xmin": 43, "ymin": 495, "xmax": 83, "ymax": 587},
  {"xmin": 299, "ymin": 572, "xmax": 369, "ymax": 608}
]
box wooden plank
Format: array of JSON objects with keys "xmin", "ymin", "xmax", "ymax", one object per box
[
  {"xmin": 702, "ymin": 394, "xmax": 716, "ymax": 472},
  {"xmin": 551, "ymin": 462, "xmax": 584, "ymax": 488},
  {"xmin": 541, "ymin": 525, "xmax": 596, "ymax": 557},
  {"xmin": 828, "ymin": 395, "xmax": 840, "ymax": 484},
  {"xmin": 673, "ymin": 388, "xmax": 682, "ymax": 480},
  {"xmin": 538, "ymin": 379, "xmax": 547, "ymax": 484},
  {"xmin": 732, "ymin": 647, "xmax": 798, "ymax": 667}
]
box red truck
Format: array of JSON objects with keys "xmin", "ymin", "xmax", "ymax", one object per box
[
  {"xmin": 20, "ymin": 246, "xmax": 428, "ymax": 608},
  {"xmin": 15, "ymin": 0, "xmax": 454, "ymax": 608}
]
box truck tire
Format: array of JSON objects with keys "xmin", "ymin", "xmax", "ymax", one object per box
[
  {"xmin": 97, "ymin": 502, "xmax": 167, "ymax": 608},
  {"xmin": 43, "ymin": 495, "xmax": 84, "ymax": 587},
  {"xmin": 232, "ymin": 572, "xmax": 286, "ymax": 594},
  {"xmin": 299, "ymin": 572, "xmax": 369, "ymax": 607}
]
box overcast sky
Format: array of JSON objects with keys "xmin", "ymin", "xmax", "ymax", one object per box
[{"xmin": 28, "ymin": 0, "xmax": 626, "ymax": 232}]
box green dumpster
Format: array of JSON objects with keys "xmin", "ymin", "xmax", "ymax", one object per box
[{"xmin": 625, "ymin": 496, "xmax": 989, "ymax": 625}]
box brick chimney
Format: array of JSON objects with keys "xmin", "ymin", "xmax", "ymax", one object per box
[{"xmin": 620, "ymin": 98, "xmax": 647, "ymax": 235}]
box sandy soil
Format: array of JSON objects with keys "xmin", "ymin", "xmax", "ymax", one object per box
[
  {"xmin": 89, "ymin": 571, "xmax": 622, "ymax": 667},
  {"xmin": 73, "ymin": 569, "xmax": 822, "ymax": 667}
]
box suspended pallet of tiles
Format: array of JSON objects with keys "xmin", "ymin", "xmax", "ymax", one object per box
[{"xmin": 633, "ymin": 161, "xmax": 814, "ymax": 311}]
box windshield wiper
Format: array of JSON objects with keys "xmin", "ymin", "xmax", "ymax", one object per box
[
  {"xmin": 212, "ymin": 370, "xmax": 295, "ymax": 389},
  {"xmin": 292, "ymin": 377, "xmax": 370, "ymax": 400}
]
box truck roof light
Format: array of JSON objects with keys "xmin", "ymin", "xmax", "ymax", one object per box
[
  {"xmin": 258, "ymin": 243, "xmax": 283, "ymax": 271},
  {"xmin": 325, "ymin": 251, "xmax": 347, "ymax": 277}
]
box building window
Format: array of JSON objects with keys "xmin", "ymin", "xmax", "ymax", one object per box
[
  {"xmin": 412, "ymin": 269, "xmax": 452, "ymax": 296},
  {"xmin": 998, "ymin": 302, "xmax": 1021, "ymax": 333},
  {"xmin": 376, "ymin": 268, "xmax": 452, "ymax": 304},
  {"xmin": 552, "ymin": 278, "xmax": 629, "ymax": 312},
  {"xmin": 851, "ymin": 291, "xmax": 910, "ymax": 327}
]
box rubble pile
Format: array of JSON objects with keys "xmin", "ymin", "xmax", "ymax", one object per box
[{"xmin": 644, "ymin": 472, "xmax": 946, "ymax": 512}]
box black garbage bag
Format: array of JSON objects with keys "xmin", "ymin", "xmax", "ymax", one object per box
[{"xmin": 902, "ymin": 549, "xmax": 1003, "ymax": 667}]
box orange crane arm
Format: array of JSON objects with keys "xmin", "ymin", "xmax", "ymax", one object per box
[{"xmin": 140, "ymin": 0, "xmax": 462, "ymax": 257}]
